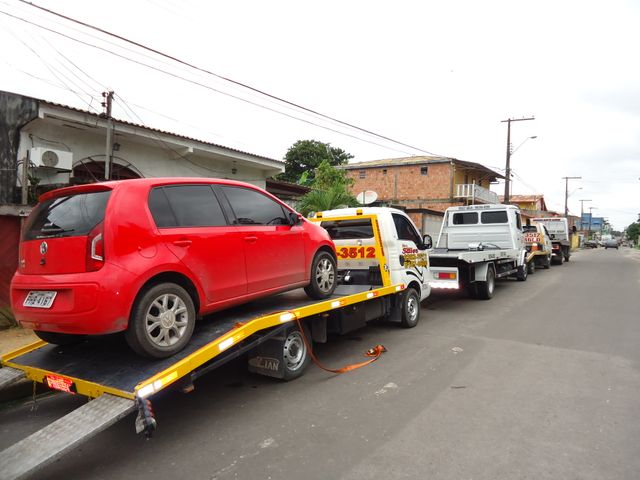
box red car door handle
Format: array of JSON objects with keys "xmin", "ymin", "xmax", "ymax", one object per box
[
  {"xmin": 244, "ymin": 236, "xmax": 258, "ymax": 243},
  {"xmin": 172, "ymin": 239, "xmax": 192, "ymax": 247}
]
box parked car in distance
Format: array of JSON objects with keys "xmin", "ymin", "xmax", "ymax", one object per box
[
  {"xmin": 584, "ymin": 240, "xmax": 598, "ymax": 248},
  {"xmin": 604, "ymin": 239, "xmax": 619, "ymax": 249},
  {"xmin": 11, "ymin": 178, "xmax": 337, "ymax": 358}
]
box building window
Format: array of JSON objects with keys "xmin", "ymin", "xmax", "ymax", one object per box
[
  {"xmin": 382, "ymin": 169, "xmax": 387, "ymax": 175},
  {"xmin": 420, "ymin": 166, "xmax": 428, "ymax": 175},
  {"xmin": 359, "ymin": 170, "xmax": 366, "ymax": 179}
]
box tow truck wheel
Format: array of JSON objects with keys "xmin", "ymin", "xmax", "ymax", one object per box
[
  {"xmin": 305, "ymin": 251, "xmax": 337, "ymax": 299},
  {"xmin": 527, "ymin": 261, "xmax": 536, "ymax": 274},
  {"xmin": 543, "ymin": 255, "xmax": 551, "ymax": 269},
  {"xmin": 477, "ymin": 265, "xmax": 495, "ymax": 300},
  {"xmin": 34, "ymin": 331, "xmax": 86, "ymax": 346},
  {"xmin": 516, "ymin": 264, "xmax": 528, "ymax": 281},
  {"xmin": 281, "ymin": 324, "xmax": 312, "ymax": 381},
  {"xmin": 126, "ymin": 283, "xmax": 196, "ymax": 359},
  {"xmin": 400, "ymin": 287, "xmax": 421, "ymax": 328}
]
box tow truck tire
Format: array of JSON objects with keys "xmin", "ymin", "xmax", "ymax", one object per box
[
  {"xmin": 34, "ymin": 331, "xmax": 85, "ymax": 345},
  {"xmin": 477, "ymin": 265, "xmax": 495, "ymax": 300},
  {"xmin": 281, "ymin": 323, "xmax": 312, "ymax": 381},
  {"xmin": 543, "ymin": 255, "xmax": 551, "ymax": 269},
  {"xmin": 304, "ymin": 251, "xmax": 337, "ymax": 299},
  {"xmin": 527, "ymin": 261, "xmax": 536, "ymax": 274},
  {"xmin": 516, "ymin": 264, "xmax": 528, "ymax": 281},
  {"xmin": 400, "ymin": 287, "xmax": 421, "ymax": 328},
  {"xmin": 564, "ymin": 249, "xmax": 571, "ymax": 262},
  {"xmin": 126, "ymin": 283, "xmax": 196, "ymax": 359}
]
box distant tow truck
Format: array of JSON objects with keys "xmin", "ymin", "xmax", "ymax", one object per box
[
  {"xmin": 523, "ymin": 222, "xmax": 552, "ymax": 272},
  {"xmin": 0, "ymin": 208, "xmax": 429, "ymax": 479}
]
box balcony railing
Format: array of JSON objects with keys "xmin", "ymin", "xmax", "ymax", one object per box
[{"xmin": 454, "ymin": 184, "xmax": 499, "ymax": 204}]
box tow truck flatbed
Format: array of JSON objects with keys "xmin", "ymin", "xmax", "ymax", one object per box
[{"xmin": 1, "ymin": 284, "xmax": 395, "ymax": 399}]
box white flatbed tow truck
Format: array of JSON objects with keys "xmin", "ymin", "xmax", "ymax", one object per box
[
  {"xmin": 428, "ymin": 204, "xmax": 529, "ymax": 299},
  {"xmin": 0, "ymin": 208, "xmax": 429, "ymax": 480}
]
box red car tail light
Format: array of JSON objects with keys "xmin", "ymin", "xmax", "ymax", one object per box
[{"xmin": 86, "ymin": 222, "xmax": 105, "ymax": 271}]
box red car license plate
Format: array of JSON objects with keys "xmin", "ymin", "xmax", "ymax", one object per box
[{"xmin": 23, "ymin": 290, "xmax": 57, "ymax": 308}]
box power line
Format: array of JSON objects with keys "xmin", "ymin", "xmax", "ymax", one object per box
[
  {"xmin": 0, "ymin": 7, "xmax": 421, "ymax": 157},
  {"xmin": 18, "ymin": 0, "xmax": 443, "ymax": 157}
]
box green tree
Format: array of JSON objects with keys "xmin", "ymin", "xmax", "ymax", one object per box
[
  {"xmin": 626, "ymin": 222, "xmax": 640, "ymax": 245},
  {"xmin": 279, "ymin": 140, "xmax": 353, "ymax": 184},
  {"xmin": 297, "ymin": 160, "xmax": 358, "ymax": 216}
]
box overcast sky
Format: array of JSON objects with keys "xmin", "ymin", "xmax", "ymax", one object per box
[{"xmin": 1, "ymin": 0, "xmax": 638, "ymax": 229}]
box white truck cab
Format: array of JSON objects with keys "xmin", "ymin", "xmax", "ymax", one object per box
[{"xmin": 312, "ymin": 207, "xmax": 433, "ymax": 302}]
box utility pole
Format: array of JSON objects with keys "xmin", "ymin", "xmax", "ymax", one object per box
[
  {"xmin": 102, "ymin": 90, "xmax": 114, "ymax": 180},
  {"xmin": 588, "ymin": 206, "xmax": 597, "ymax": 239},
  {"xmin": 563, "ymin": 176, "xmax": 582, "ymax": 216},
  {"xmin": 501, "ymin": 116, "xmax": 534, "ymax": 204},
  {"xmin": 579, "ymin": 199, "xmax": 591, "ymax": 230}
]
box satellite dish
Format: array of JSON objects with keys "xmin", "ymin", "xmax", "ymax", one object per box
[{"xmin": 356, "ymin": 190, "xmax": 378, "ymax": 205}]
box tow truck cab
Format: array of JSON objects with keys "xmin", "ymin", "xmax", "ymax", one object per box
[{"xmin": 311, "ymin": 207, "xmax": 433, "ymax": 302}]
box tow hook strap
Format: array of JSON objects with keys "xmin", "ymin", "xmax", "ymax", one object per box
[{"xmin": 294, "ymin": 317, "xmax": 387, "ymax": 374}]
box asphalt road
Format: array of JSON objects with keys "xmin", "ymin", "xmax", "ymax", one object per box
[{"xmin": 2, "ymin": 247, "xmax": 639, "ymax": 480}]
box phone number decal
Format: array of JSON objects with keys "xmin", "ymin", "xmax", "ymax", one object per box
[{"xmin": 336, "ymin": 246, "xmax": 376, "ymax": 259}]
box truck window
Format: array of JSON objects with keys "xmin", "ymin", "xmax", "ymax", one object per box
[
  {"xmin": 452, "ymin": 212, "xmax": 478, "ymax": 225},
  {"xmin": 480, "ymin": 211, "xmax": 508, "ymax": 224},
  {"xmin": 320, "ymin": 219, "xmax": 373, "ymax": 239},
  {"xmin": 392, "ymin": 213, "xmax": 422, "ymax": 245}
]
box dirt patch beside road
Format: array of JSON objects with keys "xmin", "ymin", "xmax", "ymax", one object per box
[{"xmin": 0, "ymin": 328, "xmax": 38, "ymax": 356}]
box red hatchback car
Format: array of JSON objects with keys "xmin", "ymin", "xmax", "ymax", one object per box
[{"xmin": 11, "ymin": 178, "xmax": 337, "ymax": 358}]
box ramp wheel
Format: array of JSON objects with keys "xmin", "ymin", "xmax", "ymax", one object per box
[{"xmin": 281, "ymin": 324, "xmax": 312, "ymax": 381}]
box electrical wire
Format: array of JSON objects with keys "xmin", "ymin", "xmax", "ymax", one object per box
[
  {"xmin": 1, "ymin": 7, "xmax": 421, "ymax": 157},
  {"xmin": 16, "ymin": 0, "xmax": 445, "ymax": 157},
  {"xmin": 2, "ymin": 22, "xmax": 98, "ymax": 111}
]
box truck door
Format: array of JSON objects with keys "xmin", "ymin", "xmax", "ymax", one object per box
[{"xmin": 391, "ymin": 213, "xmax": 429, "ymax": 290}]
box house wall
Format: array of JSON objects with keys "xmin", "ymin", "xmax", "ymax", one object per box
[
  {"xmin": 0, "ymin": 93, "xmax": 39, "ymax": 204},
  {"xmin": 347, "ymin": 162, "xmax": 454, "ymax": 203},
  {"xmin": 0, "ymin": 216, "xmax": 20, "ymax": 308},
  {"xmin": 18, "ymin": 121, "xmax": 268, "ymax": 189}
]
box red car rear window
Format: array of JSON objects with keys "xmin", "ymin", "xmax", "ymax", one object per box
[{"xmin": 23, "ymin": 191, "xmax": 111, "ymax": 240}]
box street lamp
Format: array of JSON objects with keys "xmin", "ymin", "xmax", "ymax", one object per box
[
  {"xmin": 579, "ymin": 199, "xmax": 592, "ymax": 230},
  {"xmin": 511, "ymin": 136, "xmax": 537, "ymax": 156}
]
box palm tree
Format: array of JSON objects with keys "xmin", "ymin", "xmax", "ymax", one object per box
[{"xmin": 298, "ymin": 184, "xmax": 358, "ymax": 216}]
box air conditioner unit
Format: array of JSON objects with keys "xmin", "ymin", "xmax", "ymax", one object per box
[{"xmin": 30, "ymin": 148, "xmax": 73, "ymax": 172}]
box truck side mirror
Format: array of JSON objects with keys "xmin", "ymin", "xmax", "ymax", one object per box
[{"xmin": 422, "ymin": 234, "xmax": 433, "ymax": 250}]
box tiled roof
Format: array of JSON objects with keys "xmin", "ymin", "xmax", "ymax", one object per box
[
  {"xmin": 33, "ymin": 95, "xmax": 283, "ymax": 164},
  {"xmin": 341, "ymin": 155, "xmax": 504, "ymax": 179}
]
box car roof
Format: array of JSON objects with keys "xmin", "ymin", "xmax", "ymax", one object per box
[{"xmin": 38, "ymin": 177, "xmax": 260, "ymax": 202}]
